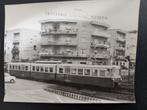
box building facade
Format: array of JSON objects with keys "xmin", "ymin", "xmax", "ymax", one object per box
[
  {"xmin": 39, "ymin": 19, "xmax": 111, "ymax": 65},
  {"xmin": 126, "ymin": 30, "xmax": 138, "ymax": 69},
  {"xmin": 108, "ymin": 29, "xmax": 127, "ymax": 67},
  {"xmin": 4, "ymin": 29, "xmax": 41, "ymax": 62}
]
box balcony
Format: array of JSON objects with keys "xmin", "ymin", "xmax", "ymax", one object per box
[
  {"xmin": 39, "ymin": 52, "xmax": 88, "ymax": 58},
  {"xmin": 41, "ymin": 29, "xmax": 78, "ymax": 35},
  {"xmin": 91, "ymin": 52, "xmax": 110, "ymax": 59},
  {"xmin": 91, "ymin": 42, "xmax": 109, "ymax": 48},
  {"xmin": 90, "ymin": 21, "xmax": 110, "ymax": 28},
  {"xmin": 115, "ymin": 55, "xmax": 125, "ymax": 60},
  {"xmin": 116, "ymin": 46, "xmax": 125, "ymax": 51},
  {"xmin": 116, "ymin": 37, "xmax": 126, "ymax": 42},
  {"xmin": 92, "ymin": 31, "xmax": 110, "ymax": 38},
  {"xmin": 13, "ymin": 39, "xmax": 20, "ymax": 43},
  {"xmin": 41, "ymin": 41, "xmax": 77, "ymax": 47}
]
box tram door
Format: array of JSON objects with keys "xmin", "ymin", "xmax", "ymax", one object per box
[{"xmin": 64, "ymin": 66, "xmax": 71, "ymax": 82}]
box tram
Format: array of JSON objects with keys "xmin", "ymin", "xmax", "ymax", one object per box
[{"xmin": 8, "ymin": 62, "xmax": 122, "ymax": 88}]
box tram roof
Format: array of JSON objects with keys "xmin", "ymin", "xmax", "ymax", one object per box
[
  {"xmin": 58, "ymin": 64, "xmax": 121, "ymax": 68},
  {"xmin": 8, "ymin": 62, "xmax": 120, "ymax": 69}
]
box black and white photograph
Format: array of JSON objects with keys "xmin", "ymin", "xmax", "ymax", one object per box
[{"xmin": 4, "ymin": 0, "xmax": 140, "ymax": 103}]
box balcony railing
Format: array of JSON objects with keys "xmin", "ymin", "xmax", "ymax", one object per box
[
  {"xmin": 13, "ymin": 39, "xmax": 20, "ymax": 43},
  {"xmin": 41, "ymin": 41, "xmax": 77, "ymax": 46},
  {"xmin": 116, "ymin": 37, "xmax": 126, "ymax": 42},
  {"xmin": 91, "ymin": 52, "xmax": 110, "ymax": 59},
  {"xmin": 116, "ymin": 46, "xmax": 125, "ymax": 51},
  {"xmin": 39, "ymin": 52, "xmax": 88, "ymax": 58},
  {"xmin": 115, "ymin": 55, "xmax": 125, "ymax": 60},
  {"xmin": 41, "ymin": 29, "xmax": 78, "ymax": 35},
  {"xmin": 92, "ymin": 31, "xmax": 110, "ymax": 38},
  {"xmin": 91, "ymin": 43, "xmax": 109, "ymax": 48}
]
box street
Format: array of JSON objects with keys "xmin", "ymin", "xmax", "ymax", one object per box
[
  {"xmin": 4, "ymin": 78, "xmax": 133, "ymax": 103},
  {"xmin": 4, "ymin": 78, "xmax": 85, "ymax": 103}
]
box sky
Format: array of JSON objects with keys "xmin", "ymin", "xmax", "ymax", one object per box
[{"xmin": 5, "ymin": 0, "xmax": 141, "ymax": 31}]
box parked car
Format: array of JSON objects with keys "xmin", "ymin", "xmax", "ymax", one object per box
[{"xmin": 5, "ymin": 73, "xmax": 16, "ymax": 83}]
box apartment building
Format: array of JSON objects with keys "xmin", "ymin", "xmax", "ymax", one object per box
[
  {"xmin": 126, "ymin": 30, "xmax": 138, "ymax": 69},
  {"xmin": 108, "ymin": 29, "xmax": 127, "ymax": 67},
  {"xmin": 39, "ymin": 19, "xmax": 110, "ymax": 65},
  {"xmin": 4, "ymin": 29, "xmax": 41, "ymax": 62}
]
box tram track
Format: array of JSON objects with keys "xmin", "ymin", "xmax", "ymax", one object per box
[{"xmin": 44, "ymin": 82, "xmax": 135, "ymax": 101}]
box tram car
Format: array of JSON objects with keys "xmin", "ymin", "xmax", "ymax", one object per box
[{"xmin": 8, "ymin": 62, "xmax": 122, "ymax": 88}]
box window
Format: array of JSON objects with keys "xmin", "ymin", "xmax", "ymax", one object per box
[
  {"xmin": 49, "ymin": 68, "xmax": 53, "ymax": 73},
  {"xmin": 9, "ymin": 65, "xmax": 11, "ymax": 69},
  {"xmin": 45, "ymin": 67, "xmax": 48, "ymax": 72},
  {"xmin": 80, "ymin": 62, "xmax": 86, "ymax": 64},
  {"xmin": 84, "ymin": 69, "xmax": 90, "ymax": 76},
  {"xmin": 71, "ymin": 68, "xmax": 77, "ymax": 75},
  {"xmin": 92, "ymin": 69, "xmax": 98, "ymax": 77},
  {"xmin": 116, "ymin": 62, "xmax": 118, "ymax": 65},
  {"xmin": 65, "ymin": 67, "xmax": 70, "ymax": 74},
  {"xmin": 59, "ymin": 68, "xmax": 63, "ymax": 73},
  {"xmin": 14, "ymin": 32, "xmax": 20, "ymax": 36},
  {"xmin": 107, "ymin": 69, "xmax": 112, "ymax": 77},
  {"xmin": 33, "ymin": 45, "xmax": 37, "ymax": 50},
  {"xmin": 25, "ymin": 66, "xmax": 28, "ymax": 71},
  {"xmin": 99, "ymin": 70, "xmax": 105, "ymax": 77},
  {"xmin": 68, "ymin": 62, "xmax": 72, "ymax": 64},
  {"xmin": 15, "ymin": 66, "xmax": 17, "ymax": 70},
  {"xmin": 81, "ymin": 49, "xmax": 86, "ymax": 54},
  {"xmin": 18, "ymin": 66, "xmax": 20, "ymax": 70},
  {"xmin": 78, "ymin": 69, "xmax": 83, "ymax": 75},
  {"xmin": 36, "ymin": 66, "xmax": 39, "ymax": 72},
  {"xmin": 22, "ymin": 66, "xmax": 25, "ymax": 71},
  {"xmin": 41, "ymin": 67, "xmax": 44, "ymax": 72},
  {"xmin": 32, "ymin": 66, "xmax": 35, "ymax": 71},
  {"xmin": 53, "ymin": 23, "xmax": 59, "ymax": 31}
]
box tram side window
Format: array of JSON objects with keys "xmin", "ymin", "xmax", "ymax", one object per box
[
  {"xmin": 45, "ymin": 67, "xmax": 48, "ymax": 72},
  {"xmin": 59, "ymin": 68, "xmax": 63, "ymax": 74},
  {"xmin": 65, "ymin": 67, "xmax": 70, "ymax": 74},
  {"xmin": 49, "ymin": 67, "xmax": 53, "ymax": 73},
  {"xmin": 92, "ymin": 69, "xmax": 98, "ymax": 77},
  {"xmin": 22, "ymin": 66, "xmax": 25, "ymax": 71},
  {"xmin": 36, "ymin": 66, "xmax": 39, "ymax": 72},
  {"xmin": 18, "ymin": 66, "xmax": 20, "ymax": 70},
  {"xmin": 107, "ymin": 69, "xmax": 112, "ymax": 77},
  {"xmin": 41, "ymin": 67, "xmax": 44, "ymax": 72},
  {"xmin": 12, "ymin": 65, "xmax": 14, "ymax": 70},
  {"xmin": 15, "ymin": 65, "xmax": 17, "ymax": 70},
  {"xmin": 9, "ymin": 65, "xmax": 11, "ymax": 70},
  {"xmin": 32, "ymin": 66, "xmax": 35, "ymax": 71},
  {"xmin": 84, "ymin": 69, "xmax": 90, "ymax": 76},
  {"xmin": 99, "ymin": 70, "xmax": 105, "ymax": 77},
  {"xmin": 78, "ymin": 68, "xmax": 83, "ymax": 75},
  {"xmin": 25, "ymin": 66, "xmax": 28, "ymax": 71},
  {"xmin": 71, "ymin": 68, "xmax": 77, "ymax": 75}
]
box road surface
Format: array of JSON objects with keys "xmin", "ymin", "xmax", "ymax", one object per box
[
  {"xmin": 4, "ymin": 78, "xmax": 133, "ymax": 103},
  {"xmin": 4, "ymin": 78, "xmax": 85, "ymax": 103}
]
